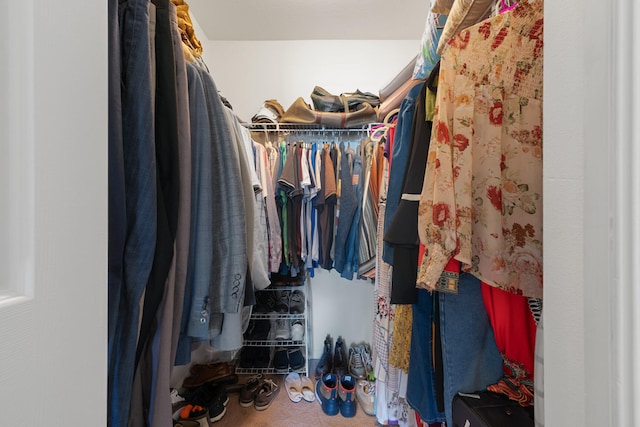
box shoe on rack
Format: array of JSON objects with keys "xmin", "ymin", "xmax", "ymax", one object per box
[
  {"xmin": 300, "ymin": 375, "xmax": 316, "ymax": 402},
  {"xmin": 253, "ymin": 347, "xmax": 271, "ymax": 369},
  {"xmin": 239, "ymin": 347, "xmax": 256, "ymax": 369},
  {"xmin": 273, "ymin": 347, "xmax": 289, "ymax": 372},
  {"xmin": 315, "ymin": 373, "xmax": 339, "ymax": 416},
  {"xmin": 239, "ymin": 374, "xmax": 264, "ymax": 407},
  {"xmin": 254, "ymin": 291, "xmax": 277, "ymax": 313},
  {"xmin": 284, "ymin": 372, "xmax": 303, "ymax": 402},
  {"xmin": 338, "ymin": 374, "xmax": 357, "ymax": 418},
  {"xmin": 244, "ymin": 319, "xmax": 271, "ymax": 340},
  {"xmin": 290, "ymin": 320, "xmax": 305, "ymax": 341},
  {"xmin": 289, "ymin": 290, "xmax": 305, "ymax": 314},
  {"xmin": 315, "ymin": 335, "xmax": 333, "ymax": 379},
  {"xmin": 254, "ymin": 378, "xmax": 280, "ymax": 411},
  {"xmin": 288, "ymin": 273, "xmax": 306, "ymax": 286},
  {"xmin": 348, "ymin": 346, "xmax": 365, "ymax": 379},
  {"xmin": 274, "ymin": 318, "xmax": 291, "ymax": 340},
  {"xmin": 333, "ymin": 336, "xmax": 348, "ymax": 377},
  {"xmin": 275, "ymin": 290, "xmax": 290, "ymax": 313},
  {"xmin": 288, "ymin": 347, "xmax": 306, "ymax": 371},
  {"xmin": 269, "ymin": 272, "xmax": 288, "ymax": 287},
  {"xmin": 356, "ymin": 378, "xmax": 376, "ymax": 416}
]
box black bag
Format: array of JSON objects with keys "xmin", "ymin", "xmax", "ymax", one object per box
[{"xmin": 452, "ymin": 391, "xmax": 534, "ymax": 427}]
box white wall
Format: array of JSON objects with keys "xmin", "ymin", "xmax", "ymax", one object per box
[
  {"xmin": 545, "ymin": 0, "xmax": 618, "ymax": 425},
  {"xmin": 200, "ymin": 39, "xmax": 420, "ymax": 122},
  {"xmin": 306, "ymin": 270, "xmax": 376, "ymax": 359}
]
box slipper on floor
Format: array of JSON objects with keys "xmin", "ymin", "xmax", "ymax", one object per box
[
  {"xmin": 284, "ymin": 372, "xmax": 303, "ymax": 402},
  {"xmin": 299, "ymin": 375, "xmax": 316, "ymax": 402}
]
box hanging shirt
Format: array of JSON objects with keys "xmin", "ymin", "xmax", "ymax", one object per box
[{"xmin": 417, "ymin": 0, "xmax": 543, "ymax": 299}]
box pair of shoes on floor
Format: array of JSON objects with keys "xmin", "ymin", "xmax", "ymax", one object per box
[
  {"xmin": 283, "ymin": 372, "xmax": 315, "ymax": 402},
  {"xmin": 173, "ymin": 382, "xmax": 229, "ymax": 425},
  {"xmin": 274, "ymin": 319, "xmax": 305, "ymax": 341},
  {"xmin": 273, "ymin": 347, "xmax": 305, "ymax": 372},
  {"xmin": 315, "ymin": 373, "xmax": 357, "ymax": 417},
  {"xmin": 239, "ymin": 374, "xmax": 280, "ymax": 410},
  {"xmin": 275, "ymin": 290, "xmax": 305, "ymax": 314},
  {"xmin": 182, "ymin": 362, "xmax": 237, "ymax": 389},
  {"xmin": 315, "ymin": 335, "xmax": 348, "ymax": 378}
]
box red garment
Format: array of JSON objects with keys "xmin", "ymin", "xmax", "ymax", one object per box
[{"xmin": 482, "ymin": 283, "xmax": 537, "ymax": 405}]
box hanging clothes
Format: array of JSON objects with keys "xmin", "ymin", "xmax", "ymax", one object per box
[
  {"xmin": 108, "ymin": 0, "xmax": 157, "ymax": 425},
  {"xmin": 417, "ymin": 0, "xmax": 544, "ymax": 299}
]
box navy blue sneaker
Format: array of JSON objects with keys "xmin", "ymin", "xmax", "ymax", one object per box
[
  {"xmin": 315, "ymin": 373, "xmax": 339, "ymax": 416},
  {"xmin": 338, "ymin": 374, "xmax": 357, "ymax": 418}
]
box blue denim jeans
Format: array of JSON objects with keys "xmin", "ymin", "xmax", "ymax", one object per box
[
  {"xmin": 341, "ymin": 147, "xmax": 363, "ymax": 280},
  {"xmin": 406, "ymin": 289, "xmax": 446, "ymax": 424},
  {"xmin": 407, "ymin": 274, "xmax": 503, "ymax": 426},
  {"xmin": 333, "ymin": 142, "xmax": 357, "ymax": 275},
  {"xmin": 108, "ymin": 1, "xmax": 157, "ymax": 426},
  {"xmin": 382, "ymin": 82, "xmax": 424, "ymax": 265},
  {"xmin": 439, "ymin": 273, "xmax": 503, "ymax": 426}
]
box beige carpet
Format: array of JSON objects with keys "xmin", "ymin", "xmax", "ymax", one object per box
[{"xmin": 216, "ymin": 374, "xmax": 379, "ymax": 427}]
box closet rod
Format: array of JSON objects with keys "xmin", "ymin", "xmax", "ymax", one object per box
[{"xmin": 243, "ymin": 123, "xmax": 384, "ymax": 133}]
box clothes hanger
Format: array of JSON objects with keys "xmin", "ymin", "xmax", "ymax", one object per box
[
  {"xmin": 500, "ymin": 0, "xmax": 518, "ymax": 13},
  {"xmin": 383, "ymin": 108, "xmax": 400, "ymax": 125}
]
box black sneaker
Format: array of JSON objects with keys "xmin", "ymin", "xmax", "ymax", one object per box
[
  {"xmin": 184, "ymin": 383, "xmax": 228, "ymax": 423},
  {"xmin": 315, "ymin": 335, "xmax": 333, "ymax": 378},
  {"xmin": 239, "ymin": 346, "xmax": 256, "ymax": 368},
  {"xmin": 333, "ymin": 336, "xmax": 348, "ymax": 377},
  {"xmin": 245, "ymin": 319, "xmax": 271, "ymax": 340},
  {"xmin": 184, "ymin": 382, "xmax": 229, "ymax": 408},
  {"xmin": 254, "ymin": 291, "xmax": 276, "ymax": 313},
  {"xmin": 273, "ymin": 347, "xmax": 289, "ymax": 372},
  {"xmin": 288, "ymin": 347, "xmax": 306, "ymax": 371},
  {"xmin": 254, "ymin": 347, "xmax": 271, "ymax": 369}
]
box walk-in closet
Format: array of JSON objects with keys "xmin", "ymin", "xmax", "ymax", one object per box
[{"xmin": 1, "ymin": 1, "xmax": 636, "ymax": 427}]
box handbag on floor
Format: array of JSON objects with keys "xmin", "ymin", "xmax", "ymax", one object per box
[{"xmin": 452, "ymin": 391, "xmax": 534, "ymax": 427}]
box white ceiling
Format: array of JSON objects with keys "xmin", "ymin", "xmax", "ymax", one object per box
[{"xmin": 187, "ymin": 0, "xmax": 430, "ymax": 41}]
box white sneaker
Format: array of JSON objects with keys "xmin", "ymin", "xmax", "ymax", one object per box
[
  {"xmin": 274, "ymin": 319, "xmax": 290, "ymax": 340},
  {"xmin": 291, "ymin": 320, "xmax": 305, "ymax": 341},
  {"xmin": 356, "ymin": 378, "xmax": 376, "ymax": 416}
]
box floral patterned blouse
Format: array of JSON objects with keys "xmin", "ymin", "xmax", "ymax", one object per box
[{"xmin": 417, "ymin": 0, "xmax": 543, "ymax": 299}]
